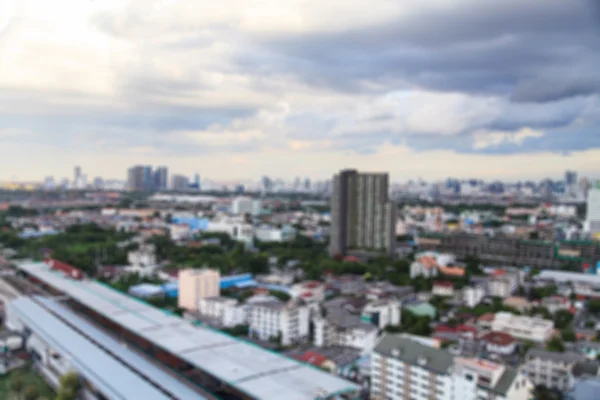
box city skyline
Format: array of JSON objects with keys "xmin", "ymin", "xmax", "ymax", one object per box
[{"xmin": 1, "ymin": 0, "xmax": 600, "ymax": 181}]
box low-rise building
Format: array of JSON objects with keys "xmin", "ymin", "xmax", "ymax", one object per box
[
  {"xmin": 198, "ymin": 296, "xmax": 247, "ymax": 328},
  {"xmin": 462, "ymin": 285, "xmax": 485, "ymax": 308},
  {"xmin": 254, "ymin": 225, "xmax": 296, "ymax": 242},
  {"xmin": 433, "ymin": 281, "xmax": 455, "ymax": 297},
  {"xmin": 479, "ymin": 331, "xmax": 517, "ymax": 356},
  {"xmin": 487, "ymin": 269, "xmax": 519, "ymax": 298},
  {"xmin": 524, "ymin": 349, "xmax": 585, "ymax": 392},
  {"xmin": 503, "ymin": 296, "xmax": 532, "ymax": 313},
  {"xmin": 491, "ymin": 312, "xmax": 554, "ymax": 343},
  {"xmin": 246, "ymin": 295, "xmax": 309, "ymax": 346}
]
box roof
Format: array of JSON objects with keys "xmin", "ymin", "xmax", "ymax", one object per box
[
  {"xmin": 489, "ymin": 366, "xmax": 520, "ymax": 396},
  {"xmin": 15, "ymin": 261, "xmax": 359, "ymax": 400},
  {"xmin": 439, "ymin": 266, "xmax": 466, "ymax": 277},
  {"xmin": 33, "ymin": 297, "xmax": 208, "ymax": 400},
  {"xmin": 480, "ymin": 331, "xmax": 516, "ymax": 346},
  {"xmin": 374, "ymin": 334, "xmax": 454, "ymax": 374},
  {"xmin": 405, "ymin": 302, "xmax": 436, "ymax": 318},
  {"xmin": 478, "ymin": 312, "xmax": 495, "ymax": 322},
  {"xmin": 526, "ymin": 348, "xmax": 585, "ymax": 364},
  {"xmin": 8, "ymin": 297, "xmax": 172, "ymax": 400},
  {"xmin": 295, "ymin": 351, "xmax": 329, "ymax": 367},
  {"xmin": 433, "ymin": 281, "xmax": 454, "ymax": 288},
  {"xmin": 536, "ymin": 270, "xmax": 600, "ymax": 286}
]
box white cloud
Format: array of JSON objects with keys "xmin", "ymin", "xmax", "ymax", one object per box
[{"xmin": 472, "ymin": 128, "xmax": 544, "ymax": 150}]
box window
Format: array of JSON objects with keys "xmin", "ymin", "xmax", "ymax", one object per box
[{"xmin": 465, "ymin": 373, "xmax": 474, "ymax": 382}]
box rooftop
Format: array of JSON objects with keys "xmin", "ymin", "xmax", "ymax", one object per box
[
  {"xmin": 9, "ymin": 297, "xmax": 173, "ymax": 400},
  {"xmin": 374, "ymin": 334, "xmax": 454, "ymax": 375},
  {"xmin": 15, "ymin": 261, "xmax": 360, "ymax": 400}
]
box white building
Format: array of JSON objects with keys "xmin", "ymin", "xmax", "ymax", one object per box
[
  {"xmin": 491, "ymin": 312, "xmax": 554, "ymax": 343},
  {"xmin": 254, "ymin": 225, "xmax": 297, "ymax": 243},
  {"xmin": 371, "ymin": 335, "xmax": 532, "ymax": 400},
  {"xmin": 487, "ymin": 270, "xmax": 520, "ymax": 298},
  {"xmin": 462, "ymin": 285, "xmax": 485, "ymax": 308},
  {"xmin": 169, "ymin": 224, "xmax": 192, "ymax": 241},
  {"xmin": 246, "ymin": 295, "xmax": 310, "ymax": 346},
  {"xmin": 127, "ymin": 244, "xmax": 157, "ymax": 267},
  {"xmin": 432, "ymin": 281, "xmax": 455, "ymax": 297},
  {"xmin": 524, "ymin": 349, "xmax": 584, "ymax": 392},
  {"xmin": 290, "ymin": 281, "xmax": 326, "ymax": 305},
  {"xmin": 362, "ymin": 299, "xmax": 402, "ymax": 329},
  {"xmin": 205, "ymin": 220, "xmax": 254, "ymax": 244},
  {"xmin": 585, "ymin": 184, "xmax": 600, "ymax": 237},
  {"xmin": 198, "ymin": 297, "xmax": 248, "ymax": 328},
  {"xmin": 313, "ymin": 317, "xmax": 378, "ymax": 353},
  {"xmin": 231, "ymin": 196, "xmax": 262, "ymax": 216}
]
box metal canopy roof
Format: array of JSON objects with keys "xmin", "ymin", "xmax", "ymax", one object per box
[
  {"xmin": 16, "ymin": 262, "xmax": 360, "ymax": 400},
  {"xmin": 9, "ymin": 297, "xmax": 172, "ymax": 400}
]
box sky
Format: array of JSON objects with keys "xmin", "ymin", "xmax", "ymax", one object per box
[{"xmin": 1, "ymin": 0, "xmax": 599, "ymax": 182}]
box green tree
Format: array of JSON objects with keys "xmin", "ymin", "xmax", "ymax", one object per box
[
  {"xmin": 561, "ymin": 328, "xmax": 576, "ymax": 342},
  {"xmin": 9, "ymin": 373, "xmax": 25, "ymax": 400},
  {"xmin": 23, "ymin": 385, "xmax": 39, "ymax": 400},
  {"xmin": 55, "ymin": 371, "xmax": 80, "ymax": 400},
  {"xmin": 553, "ymin": 310, "xmax": 574, "ymax": 330},
  {"xmin": 546, "ymin": 337, "xmax": 565, "ymax": 353},
  {"xmin": 588, "ymin": 299, "xmax": 600, "ymax": 315}
]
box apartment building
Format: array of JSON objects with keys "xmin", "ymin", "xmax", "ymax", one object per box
[
  {"xmin": 371, "ymin": 335, "xmax": 531, "ymax": 400},
  {"xmin": 462, "ymin": 285, "xmax": 486, "ymax": 308},
  {"xmin": 329, "ymin": 169, "xmax": 396, "ymax": 257},
  {"xmin": 524, "ymin": 349, "xmax": 585, "ymax": 392},
  {"xmin": 198, "ymin": 296, "xmax": 247, "ymax": 328},
  {"xmin": 491, "ymin": 312, "xmax": 554, "ymax": 343},
  {"xmin": 177, "ymin": 268, "xmax": 221, "ymax": 311},
  {"xmin": 487, "ymin": 269, "xmax": 520, "ymax": 298},
  {"xmin": 246, "ymin": 295, "xmax": 310, "ymax": 346}
]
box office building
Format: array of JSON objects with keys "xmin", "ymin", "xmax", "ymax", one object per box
[
  {"xmin": 371, "ymin": 335, "xmax": 531, "ymax": 400},
  {"xmin": 329, "ymin": 169, "xmax": 395, "ymax": 257},
  {"xmin": 490, "ymin": 312, "xmax": 554, "ymax": 343},
  {"xmin": 524, "ymin": 349, "xmax": 584, "ymax": 392},
  {"xmin": 171, "ymin": 174, "xmax": 190, "ymax": 191},
  {"xmin": 73, "ymin": 165, "xmax": 81, "ymax": 186},
  {"xmin": 154, "ymin": 166, "xmax": 169, "ymax": 191},
  {"xmin": 586, "ymin": 183, "xmax": 600, "ymax": 238},
  {"xmin": 127, "ymin": 165, "xmax": 145, "ymax": 191},
  {"xmin": 178, "ymin": 268, "xmax": 221, "ymax": 311}
]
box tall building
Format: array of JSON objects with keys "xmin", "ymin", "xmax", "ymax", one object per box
[
  {"xmin": 73, "ymin": 166, "xmax": 81, "ymax": 186},
  {"xmin": 565, "ymin": 170, "xmax": 578, "ymax": 186},
  {"xmin": 178, "ymin": 269, "xmax": 221, "ymax": 311},
  {"xmin": 127, "ymin": 165, "xmax": 145, "ymax": 191},
  {"xmin": 171, "ymin": 174, "xmax": 189, "ymax": 191},
  {"xmin": 153, "ymin": 166, "xmax": 168, "ymax": 191},
  {"xmin": 586, "ymin": 182, "xmax": 600, "ymax": 239},
  {"xmin": 329, "ymin": 169, "xmax": 396, "ymax": 257}
]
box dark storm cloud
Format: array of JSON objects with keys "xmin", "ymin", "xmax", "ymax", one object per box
[{"xmin": 241, "ymin": 0, "xmax": 600, "ymax": 102}]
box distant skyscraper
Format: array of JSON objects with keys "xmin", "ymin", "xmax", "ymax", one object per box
[
  {"xmin": 153, "ymin": 166, "xmax": 169, "ymax": 191},
  {"xmin": 74, "ymin": 166, "xmax": 81, "ymax": 185},
  {"xmin": 329, "ymin": 169, "xmax": 396, "ymax": 257},
  {"xmin": 171, "ymin": 174, "xmax": 189, "ymax": 191},
  {"xmin": 565, "ymin": 170, "xmax": 578, "ymax": 186},
  {"xmin": 261, "ymin": 176, "xmax": 272, "ymax": 193},
  {"xmin": 304, "ymin": 178, "xmax": 311, "ymax": 191},
  {"xmin": 127, "ymin": 165, "xmax": 145, "ymax": 191}
]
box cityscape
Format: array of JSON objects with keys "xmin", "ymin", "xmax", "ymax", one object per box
[{"xmin": 1, "ymin": 0, "xmax": 600, "ymax": 400}]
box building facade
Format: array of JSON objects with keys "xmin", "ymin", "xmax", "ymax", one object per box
[
  {"xmin": 177, "ymin": 268, "xmax": 221, "ymax": 311},
  {"xmin": 329, "ymin": 169, "xmax": 396, "ymax": 257},
  {"xmin": 490, "ymin": 312, "xmax": 554, "ymax": 343},
  {"xmin": 524, "ymin": 349, "xmax": 585, "ymax": 392},
  {"xmin": 371, "ymin": 335, "xmax": 531, "ymax": 400},
  {"xmin": 246, "ymin": 296, "xmax": 310, "ymax": 346}
]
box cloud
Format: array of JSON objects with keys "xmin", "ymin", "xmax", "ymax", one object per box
[
  {"xmin": 472, "ymin": 128, "xmax": 544, "ymax": 150},
  {"xmin": 0, "ymin": 0, "xmax": 599, "ymax": 181}
]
